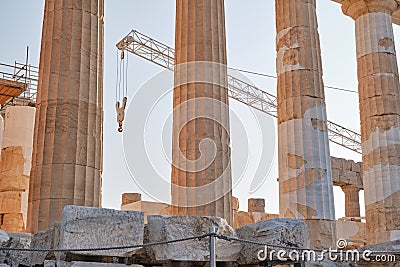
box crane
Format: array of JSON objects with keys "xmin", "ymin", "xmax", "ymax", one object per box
[{"xmin": 116, "ymin": 29, "xmax": 362, "ymax": 154}]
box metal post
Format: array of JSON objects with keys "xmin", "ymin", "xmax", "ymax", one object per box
[
  {"xmin": 24, "ymin": 46, "xmax": 29, "ymax": 102},
  {"xmin": 210, "ymin": 226, "xmax": 216, "ymax": 267}
]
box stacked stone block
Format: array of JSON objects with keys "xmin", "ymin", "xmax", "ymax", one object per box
[
  {"xmin": 331, "ymin": 157, "xmax": 363, "ymax": 188},
  {"xmin": 0, "ymin": 107, "xmax": 36, "ymax": 232}
]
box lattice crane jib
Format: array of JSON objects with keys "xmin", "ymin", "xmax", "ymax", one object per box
[{"xmin": 116, "ymin": 29, "xmax": 362, "ymax": 154}]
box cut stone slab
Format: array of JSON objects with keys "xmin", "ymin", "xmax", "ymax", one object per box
[
  {"xmin": 59, "ymin": 206, "xmax": 144, "ymax": 257},
  {"xmin": 235, "ymin": 218, "xmax": 309, "ymax": 264},
  {"xmin": 146, "ymin": 215, "xmax": 241, "ymax": 262},
  {"xmin": 0, "ymin": 192, "xmax": 22, "ymax": 214},
  {"xmin": 1, "ymin": 214, "xmax": 24, "ymax": 232},
  {"xmin": 0, "ymin": 175, "xmax": 28, "ymax": 192}
]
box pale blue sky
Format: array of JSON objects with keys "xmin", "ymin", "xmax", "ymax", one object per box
[{"xmin": 2, "ymin": 0, "xmax": 400, "ymax": 218}]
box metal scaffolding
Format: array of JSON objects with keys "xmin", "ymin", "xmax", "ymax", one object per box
[
  {"xmin": 116, "ymin": 29, "xmax": 362, "ymax": 154},
  {"xmin": 0, "ymin": 61, "xmax": 38, "ymax": 110}
]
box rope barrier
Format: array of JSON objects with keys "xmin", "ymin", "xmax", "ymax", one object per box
[
  {"xmin": 217, "ymin": 235, "xmax": 400, "ymax": 255},
  {"xmin": 0, "ymin": 233, "xmax": 211, "ymax": 252},
  {"xmin": 0, "ymin": 232, "xmax": 399, "ymax": 256}
]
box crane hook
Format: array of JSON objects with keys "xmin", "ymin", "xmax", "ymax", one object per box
[{"xmin": 116, "ymin": 97, "xmax": 127, "ymax": 133}]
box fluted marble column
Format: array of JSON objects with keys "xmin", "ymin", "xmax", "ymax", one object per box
[
  {"xmin": 276, "ymin": 0, "xmax": 335, "ymax": 220},
  {"xmin": 341, "ymin": 185, "xmax": 361, "ymax": 219},
  {"xmin": 171, "ymin": 0, "xmax": 232, "ymax": 224},
  {"xmin": 276, "ymin": 0, "xmax": 336, "ymax": 247},
  {"xmin": 342, "ymin": 0, "xmax": 400, "ymax": 244},
  {"xmin": 27, "ymin": 0, "xmax": 104, "ymax": 233}
]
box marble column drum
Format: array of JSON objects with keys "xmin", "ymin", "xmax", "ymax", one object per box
[{"xmin": 27, "ymin": 0, "xmax": 104, "ymax": 233}]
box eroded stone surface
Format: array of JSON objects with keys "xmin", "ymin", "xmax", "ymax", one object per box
[
  {"xmin": 0, "ymin": 231, "xmax": 9, "ymax": 247},
  {"xmin": 44, "ymin": 261, "xmax": 144, "ymax": 267},
  {"xmin": 0, "ymin": 233, "xmax": 31, "ymax": 267},
  {"xmin": 59, "ymin": 206, "xmax": 144, "ymax": 257},
  {"xmin": 248, "ymin": 198, "xmax": 265, "ymax": 213},
  {"xmin": 235, "ymin": 218, "xmax": 309, "ymax": 264},
  {"xmin": 29, "ymin": 222, "xmax": 61, "ymax": 266},
  {"xmin": 146, "ymin": 215, "xmax": 241, "ymax": 262},
  {"xmin": 304, "ymin": 219, "xmax": 337, "ymax": 249},
  {"xmin": 304, "ymin": 219, "xmax": 336, "ymax": 250}
]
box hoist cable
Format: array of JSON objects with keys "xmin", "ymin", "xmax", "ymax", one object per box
[{"xmin": 115, "ymin": 50, "xmax": 119, "ymax": 102}]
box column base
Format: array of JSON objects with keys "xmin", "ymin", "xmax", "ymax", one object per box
[{"xmin": 303, "ymin": 219, "xmax": 337, "ymax": 250}]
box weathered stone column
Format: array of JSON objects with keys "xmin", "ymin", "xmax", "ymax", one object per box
[
  {"xmin": 276, "ymin": 0, "xmax": 336, "ymax": 248},
  {"xmin": 342, "ymin": 0, "xmax": 400, "ymax": 244},
  {"xmin": 341, "ymin": 185, "xmax": 361, "ymax": 219},
  {"xmin": 171, "ymin": 0, "xmax": 233, "ymax": 224},
  {"xmin": 27, "ymin": 0, "xmax": 104, "ymax": 233}
]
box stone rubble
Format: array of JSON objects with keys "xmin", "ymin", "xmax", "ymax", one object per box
[
  {"xmin": 28, "ymin": 222, "xmax": 61, "ymax": 266},
  {"xmin": 0, "ymin": 231, "xmax": 9, "ymax": 247},
  {"xmin": 235, "ymin": 218, "xmax": 309, "ymax": 264},
  {"xmin": 145, "ymin": 215, "xmax": 241, "ymax": 262},
  {"xmin": 0, "ymin": 232, "xmax": 31, "ymax": 267}
]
